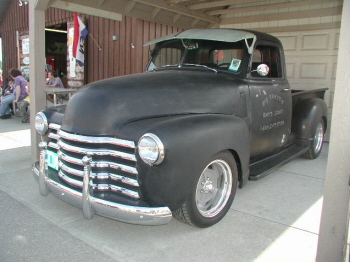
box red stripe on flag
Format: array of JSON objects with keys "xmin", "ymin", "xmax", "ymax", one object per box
[{"xmin": 73, "ymin": 12, "xmax": 79, "ymax": 59}]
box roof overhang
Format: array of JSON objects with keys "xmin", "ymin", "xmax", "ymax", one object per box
[{"xmin": 144, "ymin": 28, "xmax": 257, "ymax": 54}]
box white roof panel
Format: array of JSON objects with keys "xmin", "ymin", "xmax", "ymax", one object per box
[{"xmin": 144, "ymin": 29, "xmax": 256, "ymax": 46}]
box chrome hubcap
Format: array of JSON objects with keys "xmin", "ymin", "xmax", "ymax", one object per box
[
  {"xmin": 196, "ymin": 159, "xmax": 232, "ymax": 218},
  {"xmin": 314, "ymin": 122, "xmax": 324, "ymax": 154}
]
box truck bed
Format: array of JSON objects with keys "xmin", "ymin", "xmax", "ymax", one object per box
[{"xmin": 292, "ymin": 88, "xmax": 327, "ymax": 108}]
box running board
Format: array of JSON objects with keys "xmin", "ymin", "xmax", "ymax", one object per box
[{"xmin": 249, "ymin": 145, "xmax": 309, "ymax": 180}]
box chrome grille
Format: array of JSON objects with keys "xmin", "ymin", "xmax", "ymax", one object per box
[{"xmin": 47, "ymin": 123, "xmax": 139, "ymax": 200}]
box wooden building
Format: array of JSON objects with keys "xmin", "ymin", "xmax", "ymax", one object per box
[{"xmin": 0, "ymin": 1, "xmax": 180, "ymax": 86}]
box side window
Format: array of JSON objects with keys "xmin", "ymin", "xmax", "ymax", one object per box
[
  {"xmin": 251, "ymin": 45, "xmax": 282, "ymax": 78},
  {"xmin": 154, "ymin": 48, "xmax": 182, "ymax": 68}
]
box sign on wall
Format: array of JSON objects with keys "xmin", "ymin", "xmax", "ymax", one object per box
[{"xmin": 18, "ymin": 31, "xmax": 30, "ymax": 78}]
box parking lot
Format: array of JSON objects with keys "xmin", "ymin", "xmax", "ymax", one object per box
[{"xmin": 0, "ymin": 116, "xmax": 328, "ymax": 262}]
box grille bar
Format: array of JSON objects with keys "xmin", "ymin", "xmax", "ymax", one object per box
[
  {"xmin": 59, "ymin": 161, "xmax": 139, "ymax": 187},
  {"xmin": 57, "ymin": 150, "xmax": 138, "ymax": 174},
  {"xmin": 57, "ymin": 139, "xmax": 136, "ymax": 161},
  {"xmin": 58, "ymin": 129, "xmax": 135, "ymax": 148},
  {"xmin": 49, "ymin": 123, "xmax": 61, "ymax": 130},
  {"xmin": 47, "ymin": 124, "xmax": 140, "ymax": 202},
  {"xmin": 58, "ymin": 170, "xmax": 140, "ymax": 199}
]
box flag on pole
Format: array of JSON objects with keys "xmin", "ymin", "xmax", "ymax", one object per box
[{"xmin": 73, "ymin": 13, "xmax": 89, "ymax": 66}]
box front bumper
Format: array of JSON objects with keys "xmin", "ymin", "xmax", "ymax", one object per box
[{"xmin": 32, "ymin": 142, "xmax": 172, "ymax": 226}]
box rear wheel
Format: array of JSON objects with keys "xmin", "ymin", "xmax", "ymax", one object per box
[
  {"xmin": 302, "ymin": 118, "xmax": 324, "ymax": 159},
  {"xmin": 173, "ymin": 151, "xmax": 238, "ymax": 228}
]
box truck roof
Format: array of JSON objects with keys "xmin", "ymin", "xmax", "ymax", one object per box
[{"xmin": 144, "ymin": 28, "xmax": 281, "ymax": 54}]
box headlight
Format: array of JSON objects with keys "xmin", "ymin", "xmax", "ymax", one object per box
[
  {"xmin": 35, "ymin": 112, "xmax": 49, "ymax": 135},
  {"xmin": 138, "ymin": 133, "xmax": 165, "ymax": 166}
]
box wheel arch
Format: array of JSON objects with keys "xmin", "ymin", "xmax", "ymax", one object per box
[
  {"xmin": 292, "ymin": 97, "xmax": 327, "ymax": 147},
  {"xmin": 228, "ymin": 149, "xmax": 245, "ymax": 188}
]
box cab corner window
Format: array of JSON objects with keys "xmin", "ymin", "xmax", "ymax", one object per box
[{"xmin": 251, "ymin": 45, "xmax": 282, "ymax": 78}]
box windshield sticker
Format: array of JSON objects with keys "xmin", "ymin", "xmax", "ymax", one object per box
[{"xmin": 229, "ymin": 59, "xmax": 241, "ymax": 72}]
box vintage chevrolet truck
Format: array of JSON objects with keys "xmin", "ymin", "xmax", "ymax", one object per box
[{"xmin": 33, "ymin": 29, "xmax": 327, "ymax": 228}]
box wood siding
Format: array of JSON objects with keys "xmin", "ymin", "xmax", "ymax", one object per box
[
  {"xmin": 85, "ymin": 15, "xmax": 179, "ymax": 83},
  {"xmin": 0, "ymin": 1, "xmax": 180, "ymax": 84}
]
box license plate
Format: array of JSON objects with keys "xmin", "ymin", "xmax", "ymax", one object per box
[{"xmin": 47, "ymin": 150, "xmax": 59, "ymax": 170}]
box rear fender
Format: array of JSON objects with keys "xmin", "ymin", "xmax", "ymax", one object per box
[{"xmin": 292, "ymin": 98, "xmax": 327, "ymax": 147}]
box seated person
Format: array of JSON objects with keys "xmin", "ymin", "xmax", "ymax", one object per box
[
  {"xmin": 2, "ymin": 81, "xmax": 15, "ymax": 97},
  {"xmin": 46, "ymin": 71, "xmax": 65, "ymax": 103},
  {"xmin": 0, "ymin": 68, "xmax": 28, "ymax": 119},
  {"xmin": 1, "ymin": 80, "xmax": 15, "ymax": 112}
]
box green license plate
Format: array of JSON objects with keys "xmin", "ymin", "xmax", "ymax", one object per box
[{"xmin": 47, "ymin": 150, "xmax": 59, "ymax": 171}]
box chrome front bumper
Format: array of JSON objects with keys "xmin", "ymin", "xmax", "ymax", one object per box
[{"xmin": 32, "ymin": 142, "xmax": 172, "ymax": 226}]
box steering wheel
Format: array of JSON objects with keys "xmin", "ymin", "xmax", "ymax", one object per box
[{"xmin": 217, "ymin": 63, "xmax": 231, "ymax": 69}]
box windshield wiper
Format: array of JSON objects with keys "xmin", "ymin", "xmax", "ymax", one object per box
[
  {"xmin": 149, "ymin": 64, "xmax": 179, "ymax": 72},
  {"xmin": 150, "ymin": 64, "xmax": 218, "ymax": 74},
  {"xmin": 182, "ymin": 63, "xmax": 218, "ymax": 74}
]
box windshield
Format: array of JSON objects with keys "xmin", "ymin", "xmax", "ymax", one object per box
[{"xmin": 146, "ymin": 39, "xmax": 247, "ymax": 73}]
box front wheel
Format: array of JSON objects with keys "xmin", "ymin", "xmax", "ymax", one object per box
[
  {"xmin": 302, "ymin": 118, "xmax": 325, "ymax": 159},
  {"xmin": 173, "ymin": 151, "xmax": 238, "ymax": 228}
]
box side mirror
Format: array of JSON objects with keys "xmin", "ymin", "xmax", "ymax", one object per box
[{"xmin": 256, "ymin": 64, "xmax": 270, "ymax": 76}]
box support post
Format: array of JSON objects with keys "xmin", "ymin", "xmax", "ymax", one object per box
[
  {"xmin": 29, "ymin": 0, "xmax": 49, "ymax": 164},
  {"xmin": 316, "ymin": 0, "xmax": 350, "ymax": 261}
]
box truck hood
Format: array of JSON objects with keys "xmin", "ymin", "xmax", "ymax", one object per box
[{"xmin": 61, "ymin": 70, "xmax": 242, "ymax": 136}]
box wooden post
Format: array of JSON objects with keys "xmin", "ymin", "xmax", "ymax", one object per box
[
  {"xmin": 316, "ymin": 0, "xmax": 350, "ymax": 261},
  {"xmin": 29, "ymin": 0, "xmax": 50, "ymax": 163}
]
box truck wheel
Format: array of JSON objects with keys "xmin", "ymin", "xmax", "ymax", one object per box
[
  {"xmin": 173, "ymin": 151, "xmax": 238, "ymax": 228},
  {"xmin": 302, "ymin": 118, "xmax": 325, "ymax": 159}
]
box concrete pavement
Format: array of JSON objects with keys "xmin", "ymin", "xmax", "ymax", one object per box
[{"xmin": 0, "ymin": 116, "xmax": 329, "ymax": 262}]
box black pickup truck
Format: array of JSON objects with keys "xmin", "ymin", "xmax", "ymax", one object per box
[{"xmin": 33, "ymin": 29, "xmax": 327, "ymax": 228}]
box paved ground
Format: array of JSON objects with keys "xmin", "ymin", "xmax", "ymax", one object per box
[{"xmin": 0, "ymin": 116, "xmax": 329, "ymax": 262}]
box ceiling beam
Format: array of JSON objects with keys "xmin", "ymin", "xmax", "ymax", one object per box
[
  {"xmin": 255, "ymin": 21, "xmax": 341, "ymax": 33},
  {"xmin": 221, "ymin": 6, "xmax": 342, "ymax": 25},
  {"xmin": 151, "ymin": 7, "xmax": 161, "ymax": 19},
  {"xmin": 207, "ymin": 0, "xmax": 334, "ymax": 16},
  {"xmin": 191, "ymin": 18, "xmax": 199, "ymax": 27},
  {"xmin": 34, "ymin": 0, "xmax": 55, "ymax": 10},
  {"xmin": 47, "ymin": 0, "xmax": 59, "ymax": 8},
  {"xmin": 125, "ymin": 1, "xmax": 137, "ymax": 13},
  {"xmin": 97, "ymin": 0, "xmax": 106, "ymax": 7},
  {"xmin": 167, "ymin": 0, "xmax": 187, "ymax": 4},
  {"xmin": 51, "ymin": 0, "xmax": 122, "ymax": 21},
  {"xmin": 188, "ymin": 0, "xmax": 265, "ymax": 11},
  {"xmin": 133, "ymin": 0, "xmax": 220, "ymax": 24},
  {"xmin": 173, "ymin": 13, "xmax": 181, "ymax": 24}
]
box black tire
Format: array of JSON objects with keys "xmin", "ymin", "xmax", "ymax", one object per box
[
  {"xmin": 173, "ymin": 151, "xmax": 238, "ymax": 228},
  {"xmin": 302, "ymin": 118, "xmax": 325, "ymax": 159}
]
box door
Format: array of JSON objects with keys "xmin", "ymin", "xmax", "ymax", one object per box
[{"xmin": 249, "ymin": 44, "xmax": 292, "ymax": 160}]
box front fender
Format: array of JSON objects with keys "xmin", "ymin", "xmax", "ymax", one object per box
[
  {"xmin": 292, "ymin": 98, "xmax": 327, "ymax": 146},
  {"xmin": 118, "ymin": 114, "xmax": 250, "ymax": 210}
]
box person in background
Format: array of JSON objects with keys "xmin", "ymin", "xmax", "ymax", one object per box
[
  {"xmin": 46, "ymin": 71, "xmax": 64, "ymax": 103},
  {"xmin": 0, "ymin": 81, "xmax": 15, "ymax": 109},
  {"xmin": 1, "ymin": 78, "xmax": 9, "ymax": 97},
  {"xmin": 17, "ymin": 79, "xmax": 30, "ymax": 123},
  {"xmin": 3, "ymin": 81, "xmax": 15, "ymax": 97},
  {"xmin": 0, "ymin": 68, "xmax": 28, "ymax": 119}
]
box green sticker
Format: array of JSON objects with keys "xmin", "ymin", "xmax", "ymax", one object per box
[
  {"xmin": 47, "ymin": 150, "xmax": 59, "ymax": 170},
  {"xmin": 229, "ymin": 59, "xmax": 241, "ymax": 72}
]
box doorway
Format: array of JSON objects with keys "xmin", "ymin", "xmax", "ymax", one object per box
[{"xmin": 45, "ymin": 23, "xmax": 67, "ymax": 87}]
